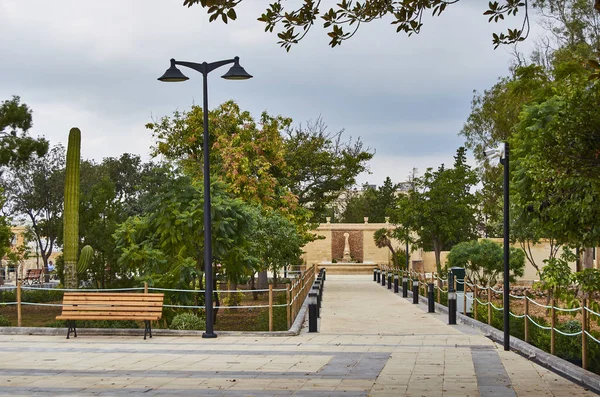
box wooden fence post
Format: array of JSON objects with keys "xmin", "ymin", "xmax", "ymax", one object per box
[
  {"xmin": 582, "ymin": 298, "xmax": 588, "ymax": 370},
  {"xmin": 524, "ymin": 290, "xmax": 529, "ymax": 343},
  {"xmin": 144, "ymin": 282, "xmax": 148, "ymax": 294},
  {"xmin": 550, "ymin": 297, "xmax": 556, "ymax": 356},
  {"xmin": 17, "ymin": 281, "xmax": 22, "ymax": 327},
  {"xmin": 488, "ymin": 288, "xmax": 492, "ymax": 325},
  {"xmin": 286, "ymin": 284, "xmax": 291, "ymax": 330},
  {"xmin": 268, "ymin": 284, "xmax": 273, "ymax": 332},
  {"xmin": 474, "ymin": 285, "xmax": 478, "ymax": 322},
  {"xmin": 437, "ymin": 275, "xmax": 440, "ymax": 304}
]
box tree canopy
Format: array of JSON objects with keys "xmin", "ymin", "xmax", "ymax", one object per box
[
  {"xmin": 446, "ymin": 239, "xmax": 525, "ymax": 287},
  {"xmin": 0, "ymin": 96, "xmax": 48, "ymax": 168},
  {"xmin": 395, "ymin": 147, "xmax": 478, "ymax": 275},
  {"xmin": 181, "ymin": 0, "xmax": 554, "ymax": 50}
]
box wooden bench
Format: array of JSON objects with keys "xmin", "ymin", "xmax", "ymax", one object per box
[
  {"xmin": 22, "ymin": 269, "xmax": 43, "ymax": 285},
  {"xmin": 56, "ymin": 292, "xmax": 164, "ymax": 339}
]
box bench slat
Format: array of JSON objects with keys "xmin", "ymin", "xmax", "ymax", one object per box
[
  {"xmin": 62, "ymin": 299, "xmax": 163, "ymax": 304},
  {"xmin": 56, "ymin": 315, "xmax": 161, "ymax": 321},
  {"xmin": 63, "ymin": 305, "xmax": 162, "ymax": 313},
  {"xmin": 65, "ymin": 291, "xmax": 165, "ymax": 297}
]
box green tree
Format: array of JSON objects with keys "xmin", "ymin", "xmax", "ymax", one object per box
[
  {"xmin": 395, "ymin": 147, "xmax": 478, "ymax": 275},
  {"xmin": 511, "ymin": 81, "xmax": 600, "ymax": 254},
  {"xmin": 1, "ymin": 144, "xmax": 65, "ymax": 280},
  {"xmin": 76, "ymin": 154, "xmax": 156, "ymax": 288},
  {"xmin": 182, "ymin": 0, "xmax": 540, "ymax": 50},
  {"xmin": 0, "ymin": 96, "xmax": 48, "ymax": 168},
  {"xmin": 281, "ymin": 118, "xmax": 373, "ymax": 222},
  {"xmin": 446, "ymin": 239, "xmax": 525, "ymax": 287},
  {"xmin": 250, "ymin": 209, "xmax": 306, "ymax": 286},
  {"xmin": 148, "ymin": 101, "xmax": 302, "ymax": 217},
  {"xmin": 114, "ymin": 175, "xmax": 256, "ymax": 323},
  {"xmin": 373, "ymin": 228, "xmax": 406, "ymax": 268},
  {"xmin": 341, "ymin": 177, "xmax": 398, "ymax": 223}
]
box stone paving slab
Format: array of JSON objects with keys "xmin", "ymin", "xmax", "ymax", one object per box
[{"xmin": 0, "ymin": 275, "xmax": 597, "ymax": 396}]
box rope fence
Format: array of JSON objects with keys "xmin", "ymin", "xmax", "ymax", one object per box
[
  {"xmin": 0, "ymin": 264, "xmax": 319, "ymax": 332},
  {"xmin": 376, "ymin": 266, "xmax": 600, "ymax": 372}
]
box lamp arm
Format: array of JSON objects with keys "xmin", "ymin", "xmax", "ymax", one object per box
[{"xmin": 174, "ymin": 58, "xmax": 237, "ymax": 75}]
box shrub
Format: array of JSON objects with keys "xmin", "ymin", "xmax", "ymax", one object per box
[
  {"xmin": 170, "ymin": 313, "xmax": 204, "ymax": 330},
  {"xmin": 257, "ymin": 294, "xmax": 288, "ymax": 331},
  {"xmin": 222, "ymin": 290, "xmax": 244, "ymax": 307},
  {"xmin": 0, "ymin": 315, "xmax": 10, "ymax": 327}
]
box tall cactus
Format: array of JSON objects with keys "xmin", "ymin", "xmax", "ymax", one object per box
[{"xmin": 63, "ymin": 127, "xmax": 80, "ymax": 288}]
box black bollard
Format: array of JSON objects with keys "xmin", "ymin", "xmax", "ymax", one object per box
[
  {"xmin": 448, "ymin": 272, "xmax": 457, "ymax": 325},
  {"xmin": 394, "ymin": 274, "xmax": 399, "ymax": 293},
  {"xmin": 382, "ymin": 271, "xmax": 386, "ymax": 287},
  {"xmin": 322, "ymin": 268, "xmax": 326, "ymax": 281},
  {"xmin": 402, "ymin": 272, "xmax": 408, "ymax": 298},
  {"xmin": 312, "ymin": 284, "xmax": 321, "ymax": 313},
  {"xmin": 387, "ymin": 273, "xmax": 392, "ymax": 290},
  {"xmin": 318, "ymin": 278, "xmax": 324, "ymax": 302},
  {"xmin": 374, "ymin": 268, "xmax": 377, "ymax": 282},
  {"xmin": 308, "ymin": 292, "xmax": 318, "ymax": 332},
  {"xmin": 428, "ymin": 282, "xmax": 435, "ymax": 313},
  {"xmin": 377, "ymin": 269, "xmax": 381, "ymax": 284},
  {"xmin": 412, "ymin": 279, "xmax": 419, "ymax": 304}
]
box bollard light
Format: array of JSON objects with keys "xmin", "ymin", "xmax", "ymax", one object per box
[{"xmin": 412, "ymin": 279, "xmax": 419, "ymax": 304}]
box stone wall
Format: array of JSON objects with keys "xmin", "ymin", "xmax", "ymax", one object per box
[{"xmin": 302, "ymin": 221, "xmax": 398, "ymax": 265}]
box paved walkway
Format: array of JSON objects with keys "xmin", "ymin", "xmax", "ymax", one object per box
[{"xmin": 0, "ymin": 275, "xmax": 596, "ymax": 396}]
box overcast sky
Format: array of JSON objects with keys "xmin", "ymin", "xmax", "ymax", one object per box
[{"xmin": 0, "ymin": 0, "xmax": 540, "ymax": 187}]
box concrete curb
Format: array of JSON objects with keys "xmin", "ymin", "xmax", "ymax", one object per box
[{"xmin": 400, "ymin": 288, "xmax": 600, "ymax": 394}]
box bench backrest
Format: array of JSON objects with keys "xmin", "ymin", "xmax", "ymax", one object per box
[
  {"xmin": 60, "ymin": 292, "xmax": 164, "ymax": 320},
  {"xmin": 26, "ymin": 269, "xmax": 42, "ymax": 277}
]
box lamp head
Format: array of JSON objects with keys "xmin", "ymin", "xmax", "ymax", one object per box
[
  {"xmin": 221, "ymin": 56, "xmax": 252, "ymax": 80},
  {"xmin": 158, "ymin": 59, "xmax": 189, "ymax": 82}
]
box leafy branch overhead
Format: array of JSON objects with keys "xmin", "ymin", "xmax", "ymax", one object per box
[{"xmin": 182, "ymin": 0, "xmax": 552, "ymax": 50}]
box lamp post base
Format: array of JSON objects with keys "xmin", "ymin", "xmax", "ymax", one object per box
[{"xmin": 202, "ymin": 332, "xmax": 218, "ymax": 339}]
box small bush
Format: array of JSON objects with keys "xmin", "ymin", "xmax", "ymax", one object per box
[
  {"xmin": 257, "ymin": 294, "xmax": 288, "ymax": 331},
  {"xmin": 170, "ymin": 313, "xmax": 204, "ymax": 330},
  {"xmin": 222, "ymin": 290, "xmax": 244, "ymax": 307},
  {"xmin": 0, "ymin": 314, "xmax": 10, "ymax": 326}
]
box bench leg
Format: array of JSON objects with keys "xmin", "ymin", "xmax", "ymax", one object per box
[
  {"xmin": 67, "ymin": 320, "xmax": 77, "ymax": 339},
  {"xmin": 144, "ymin": 320, "xmax": 152, "ymax": 340}
]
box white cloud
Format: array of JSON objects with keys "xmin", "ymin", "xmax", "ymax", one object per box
[{"xmin": 0, "ymin": 0, "xmax": 540, "ymax": 185}]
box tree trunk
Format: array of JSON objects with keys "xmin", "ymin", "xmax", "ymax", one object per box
[
  {"xmin": 258, "ymin": 270, "xmax": 268, "ymax": 290},
  {"xmin": 250, "ymin": 273, "xmax": 258, "ymax": 300},
  {"xmin": 583, "ymin": 247, "xmax": 594, "ymax": 269}
]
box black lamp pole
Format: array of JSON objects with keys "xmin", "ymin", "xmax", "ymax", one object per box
[
  {"xmin": 158, "ymin": 57, "xmax": 252, "ymax": 339},
  {"xmin": 500, "ymin": 142, "xmax": 510, "ymax": 351}
]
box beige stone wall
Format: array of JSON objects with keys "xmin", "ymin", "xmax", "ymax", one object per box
[
  {"xmin": 486, "ymin": 238, "xmax": 578, "ymax": 281},
  {"xmin": 302, "ymin": 221, "xmax": 399, "ymax": 265},
  {"xmin": 302, "ymin": 222, "xmax": 595, "ymax": 282}
]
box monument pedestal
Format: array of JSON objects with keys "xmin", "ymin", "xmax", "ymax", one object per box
[{"xmin": 317, "ymin": 262, "xmax": 376, "ymax": 275}]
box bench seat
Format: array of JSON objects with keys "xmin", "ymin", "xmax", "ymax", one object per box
[{"xmin": 56, "ymin": 292, "xmax": 164, "ymax": 339}]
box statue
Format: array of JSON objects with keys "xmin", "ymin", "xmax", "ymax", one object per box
[{"xmin": 342, "ymin": 232, "xmax": 352, "ymax": 262}]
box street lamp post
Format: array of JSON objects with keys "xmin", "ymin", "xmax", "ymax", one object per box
[
  {"xmin": 158, "ymin": 56, "xmax": 252, "ymax": 338},
  {"xmin": 483, "ymin": 142, "xmax": 510, "ymax": 351},
  {"xmin": 500, "ymin": 142, "xmax": 510, "ymax": 351}
]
